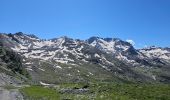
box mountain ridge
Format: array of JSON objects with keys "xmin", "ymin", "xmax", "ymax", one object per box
[
  {"xmin": 2, "ymin": 32, "xmax": 170, "ymax": 49},
  {"xmin": 0, "ymin": 32, "xmax": 170, "ymax": 84}
]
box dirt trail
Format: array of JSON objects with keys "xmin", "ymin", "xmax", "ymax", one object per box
[{"xmin": 0, "ymin": 87, "xmax": 23, "ymax": 100}]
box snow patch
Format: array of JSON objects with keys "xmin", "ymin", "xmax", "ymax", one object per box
[
  {"xmin": 89, "ymin": 72, "xmax": 93, "ymax": 75},
  {"xmin": 55, "ymin": 65, "xmax": 62, "ymax": 69},
  {"xmin": 152, "ymin": 75, "xmax": 156, "ymax": 80},
  {"xmin": 26, "ymin": 68, "xmax": 33, "ymax": 71},
  {"xmin": 38, "ymin": 68, "xmax": 45, "ymax": 71},
  {"xmin": 40, "ymin": 81, "xmax": 51, "ymax": 86},
  {"xmin": 94, "ymin": 53, "xmax": 100, "ymax": 58}
]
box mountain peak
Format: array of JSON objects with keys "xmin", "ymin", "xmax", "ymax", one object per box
[
  {"xmin": 14, "ymin": 32, "xmax": 24, "ymax": 36},
  {"xmin": 26, "ymin": 34, "xmax": 39, "ymax": 39},
  {"xmin": 86, "ymin": 36, "xmax": 100, "ymax": 43}
]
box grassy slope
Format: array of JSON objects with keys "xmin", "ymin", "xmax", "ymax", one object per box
[
  {"xmin": 20, "ymin": 86, "xmax": 60, "ymax": 100},
  {"xmin": 27, "ymin": 59, "xmax": 123, "ymax": 84},
  {"xmin": 20, "ymin": 83, "xmax": 170, "ymax": 100}
]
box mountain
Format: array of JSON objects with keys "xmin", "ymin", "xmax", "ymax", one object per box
[{"xmin": 0, "ymin": 32, "xmax": 170, "ymax": 84}]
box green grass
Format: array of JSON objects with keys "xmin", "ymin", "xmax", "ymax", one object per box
[
  {"xmin": 90, "ymin": 83, "xmax": 170, "ymax": 100},
  {"xmin": 20, "ymin": 86, "xmax": 60, "ymax": 100},
  {"xmin": 20, "ymin": 83, "xmax": 170, "ymax": 100}
]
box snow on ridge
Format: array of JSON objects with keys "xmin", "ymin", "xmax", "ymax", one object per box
[
  {"xmin": 115, "ymin": 45, "xmax": 129, "ymax": 51},
  {"xmin": 140, "ymin": 48, "xmax": 170, "ymax": 60},
  {"xmin": 33, "ymin": 40, "xmax": 55, "ymax": 48},
  {"xmin": 116, "ymin": 53, "xmax": 136, "ymax": 63},
  {"xmin": 6, "ymin": 33, "xmax": 170, "ymax": 68},
  {"xmin": 97, "ymin": 38, "xmax": 116, "ymax": 52},
  {"xmin": 54, "ymin": 59, "xmax": 68, "ymax": 64},
  {"xmin": 77, "ymin": 46, "xmax": 84, "ymax": 51},
  {"xmin": 31, "ymin": 50, "xmax": 45, "ymax": 54},
  {"xmin": 99, "ymin": 38, "xmax": 115, "ymax": 49},
  {"xmin": 91, "ymin": 40, "xmax": 97, "ymax": 47}
]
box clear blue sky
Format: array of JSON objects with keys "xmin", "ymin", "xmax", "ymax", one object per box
[{"xmin": 0, "ymin": 0, "xmax": 170, "ymax": 48}]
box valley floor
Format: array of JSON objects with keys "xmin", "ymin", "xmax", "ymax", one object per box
[{"xmin": 19, "ymin": 83, "xmax": 170, "ymax": 100}]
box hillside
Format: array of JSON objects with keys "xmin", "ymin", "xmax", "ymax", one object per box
[
  {"xmin": 0, "ymin": 32, "xmax": 170, "ymax": 84},
  {"xmin": 0, "ymin": 32, "xmax": 170, "ymax": 100},
  {"xmin": 0, "ymin": 43, "xmax": 29, "ymax": 86}
]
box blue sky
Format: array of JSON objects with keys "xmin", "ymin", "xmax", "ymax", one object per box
[{"xmin": 0, "ymin": 0, "xmax": 170, "ymax": 48}]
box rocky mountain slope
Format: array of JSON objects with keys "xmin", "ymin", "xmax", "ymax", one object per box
[{"xmin": 0, "ymin": 32, "xmax": 170, "ymax": 84}]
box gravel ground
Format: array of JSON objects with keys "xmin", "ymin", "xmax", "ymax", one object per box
[{"xmin": 0, "ymin": 87, "xmax": 23, "ymax": 100}]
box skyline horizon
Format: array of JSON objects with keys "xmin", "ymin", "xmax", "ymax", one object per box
[
  {"xmin": 1, "ymin": 0, "xmax": 170, "ymax": 48},
  {"xmin": 1, "ymin": 31, "xmax": 169, "ymax": 49}
]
